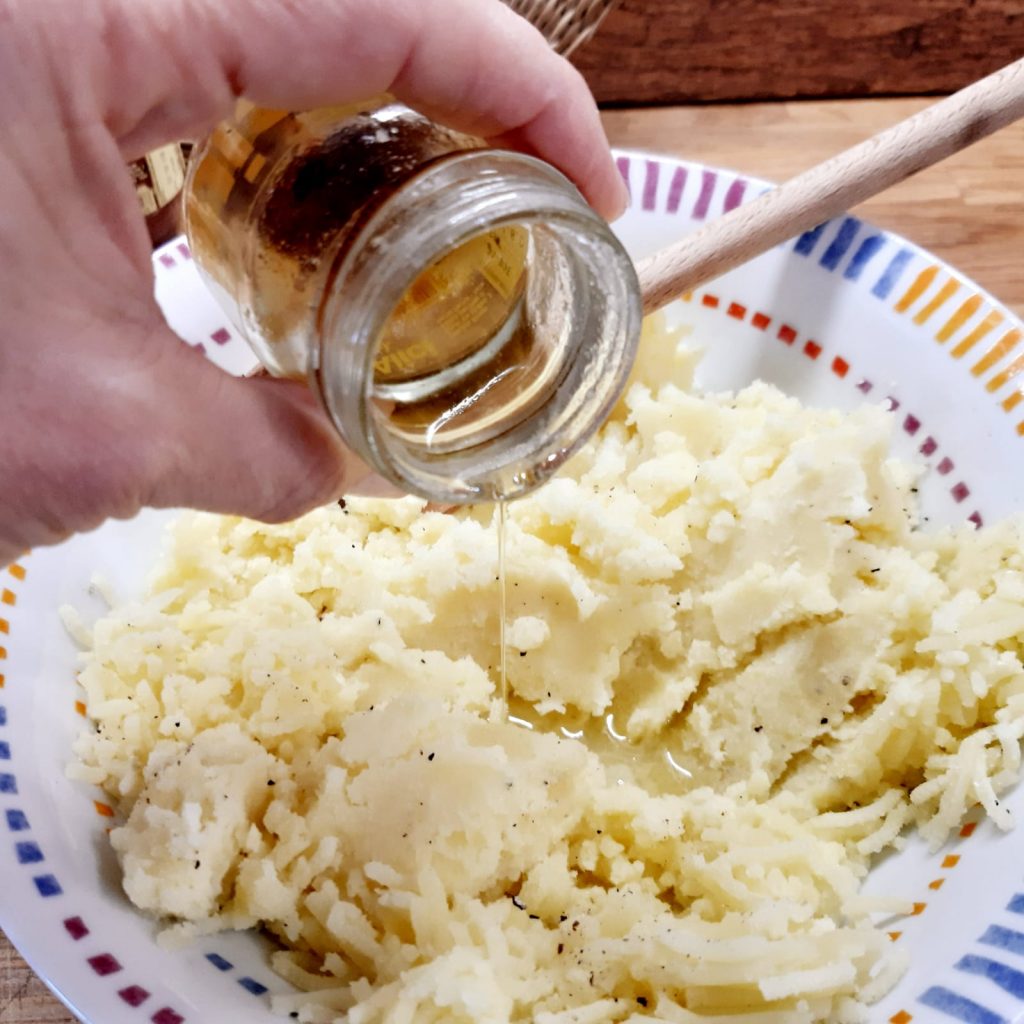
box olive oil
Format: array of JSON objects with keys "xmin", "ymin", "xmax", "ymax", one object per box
[
  {"xmin": 371, "ymin": 227, "xmax": 567, "ymax": 456},
  {"xmin": 496, "ymin": 502, "xmax": 692, "ymax": 793},
  {"xmin": 507, "ymin": 695, "xmax": 693, "ymax": 795},
  {"xmin": 184, "ymin": 99, "xmax": 642, "ymax": 504},
  {"xmin": 497, "ymin": 500, "xmax": 509, "ymax": 714}
]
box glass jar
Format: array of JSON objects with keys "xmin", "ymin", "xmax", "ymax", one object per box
[{"xmin": 184, "ymin": 99, "xmax": 641, "ymax": 504}]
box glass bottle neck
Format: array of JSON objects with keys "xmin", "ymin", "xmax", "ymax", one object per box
[{"xmin": 315, "ymin": 149, "xmax": 642, "ymax": 504}]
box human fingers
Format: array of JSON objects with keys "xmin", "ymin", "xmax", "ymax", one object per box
[
  {"xmin": 0, "ymin": 318, "xmax": 396, "ymax": 566},
  {"xmin": 88, "ymin": 0, "xmax": 626, "ymax": 219},
  {"xmin": 139, "ymin": 331, "xmax": 400, "ymax": 519}
]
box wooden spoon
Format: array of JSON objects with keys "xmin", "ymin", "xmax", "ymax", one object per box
[{"xmin": 637, "ymin": 56, "xmax": 1024, "ymax": 315}]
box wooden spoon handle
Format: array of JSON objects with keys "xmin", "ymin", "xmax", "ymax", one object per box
[{"xmin": 637, "ymin": 56, "xmax": 1024, "ymax": 315}]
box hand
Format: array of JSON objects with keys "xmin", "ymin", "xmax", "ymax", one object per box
[{"xmin": 0, "ymin": 0, "xmax": 625, "ymax": 566}]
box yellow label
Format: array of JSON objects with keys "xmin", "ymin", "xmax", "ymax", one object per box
[
  {"xmin": 479, "ymin": 226, "xmax": 529, "ymax": 300},
  {"xmin": 373, "ymin": 226, "xmax": 529, "ymax": 385},
  {"xmin": 374, "ymin": 338, "xmax": 439, "ymax": 379}
]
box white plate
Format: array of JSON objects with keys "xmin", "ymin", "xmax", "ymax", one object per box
[{"xmin": 3, "ymin": 154, "xmax": 1024, "ymax": 1024}]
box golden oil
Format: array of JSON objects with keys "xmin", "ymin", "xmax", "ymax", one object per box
[{"xmin": 184, "ymin": 99, "xmax": 641, "ymax": 504}]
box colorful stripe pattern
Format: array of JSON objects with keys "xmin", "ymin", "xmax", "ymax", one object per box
[
  {"xmin": 884, "ymin": 821, "xmax": 980, "ymax": 1022},
  {"xmin": 618, "ymin": 155, "xmax": 766, "ymax": 220},
  {"xmin": 3, "ymin": 157, "xmax": 1021, "ymax": 1024},
  {"xmin": 204, "ymin": 952, "xmax": 270, "ymax": 997},
  {"xmin": 617, "ymin": 155, "xmax": 1024, "ymax": 1024},
  {"xmin": 616, "ymin": 155, "xmax": 1024, "ymax": 444},
  {"xmin": 911, "ymin": 882, "xmax": 1024, "ymax": 1024},
  {"xmin": 680, "ymin": 290, "xmax": 983, "ymax": 528},
  {"xmin": 151, "ymin": 243, "xmax": 239, "ymax": 357},
  {"xmin": 4, "ymin": 555, "xmax": 275, "ymax": 1017},
  {"xmin": 791, "ymin": 217, "xmax": 1024, "ymax": 435},
  {"xmin": 802, "ymin": 224, "xmax": 1024, "ymax": 432},
  {"xmin": 0, "ymin": 561, "xmax": 193, "ymax": 1022}
]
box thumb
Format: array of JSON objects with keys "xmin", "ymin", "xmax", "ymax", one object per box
[{"xmin": 142, "ymin": 332, "xmax": 396, "ymax": 521}]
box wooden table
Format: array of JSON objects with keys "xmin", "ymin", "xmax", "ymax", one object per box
[{"xmin": 1, "ymin": 96, "xmax": 1022, "ymax": 1024}]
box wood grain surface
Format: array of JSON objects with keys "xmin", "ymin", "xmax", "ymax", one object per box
[
  {"xmin": 577, "ymin": 0, "xmax": 1024, "ymax": 104},
  {"xmin": 0, "ymin": 939, "xmax": 70, "ymax": 1023},
  {"xmin": 1, "ymin": 96, "xmax": 1022, "ymax": 1024}
]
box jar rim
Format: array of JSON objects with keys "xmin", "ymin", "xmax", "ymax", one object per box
[{"xmin": 316, "ymin": 149, "xmax": 642, "ymax": 504}]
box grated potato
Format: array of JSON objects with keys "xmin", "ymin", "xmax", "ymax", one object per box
[{"xmin": 70, "ymin": 318, "xmax": 1024, "ymax": 1022}]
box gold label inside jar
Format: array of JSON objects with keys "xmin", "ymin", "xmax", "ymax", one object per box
[{"xmin": 374, "ymin": 225, "xmax": 529, "ymax": 385}]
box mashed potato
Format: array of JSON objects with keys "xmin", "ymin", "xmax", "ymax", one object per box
[{"xmin": 69, "ymin": 320, "xmax": 1024, "ymax": 1022}]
